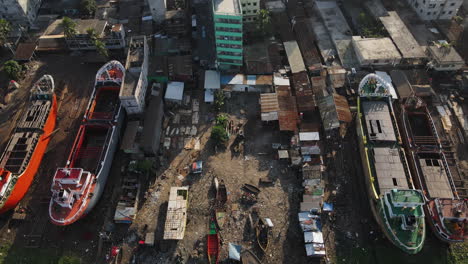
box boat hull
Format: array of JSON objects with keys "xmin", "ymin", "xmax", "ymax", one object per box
[
  {"xmin": 356, "ymin": 108, "xmax": 424, "ymax": 254},
  {"xmin": 85, "ymin": 111, "xmax": 123, "ymax": 215},
  {"xmin": 0, "ymin": 94, "xmax": 57, "ymax": 214}
]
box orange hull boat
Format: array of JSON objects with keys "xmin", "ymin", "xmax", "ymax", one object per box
[{"xmin": 0, "ymin": 75, "xmax": 57, "ymax": 214}]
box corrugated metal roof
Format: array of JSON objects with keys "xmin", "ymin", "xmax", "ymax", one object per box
[
  {"xmin": 294, "ymin": 19, "xmax": 322, "ymax": 72},
  {"xmin": 278, "ymin": 92, "xmax": 298, "ymax": 131},
  {"xmin": 390, "ymin": 70, "xmax": 413, "ymax": 99},
  {"xmin": 292, "ymin": 72, "xmax": 316, "ymax": 111},
  {"xmin": 260, "ymin": 93, "xmax": 279, "ymax": 113},
  {"xmin": 333, "ymin": 93, "xmax": 352, "ymax": 123},
  {"xmin": 13, "ymin": 43, "xmax": 36, "ymax": 61},
  {"xmin": 205, "ymin": 70, "xmax": 220, "ymax": 89}
]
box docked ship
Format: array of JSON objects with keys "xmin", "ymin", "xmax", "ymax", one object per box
[
  {"xmin": 0, "ymin": 75, "xmax": 57, "ymax": 213},
  {"xmin": 49, "ymin": 61, "xmax": 125, "ymax": 225},
  {"xmin": 356, "ymin": 73, "xmax": 426, "ymax": 254},
  {"xmin": 398, "ymin": 96, "xmax": 467, "ymax": 243}
]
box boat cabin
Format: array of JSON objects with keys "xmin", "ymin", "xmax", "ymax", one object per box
[{"xmin": 52, "ymin": 168, "xmax": 92, "ymax": 209}]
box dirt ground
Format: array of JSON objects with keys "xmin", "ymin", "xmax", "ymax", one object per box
[
  {"xmin": 115, "ymin": 92, "xmax": 313, "ymax": 264},
  {"xmin": 0, "ymin": 53, "xmax": 112, "ymax": 263}
]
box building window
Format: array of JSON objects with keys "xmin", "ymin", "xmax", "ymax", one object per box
[
  {"xmin": 450, "ymin": 3, "xmax": 455, "ymax": 6},
  {"xmin": 253, "ymin": 2, "xmax": 257, "ymax": 5},
  {"xmin": 373, "ymin": 60, "xmax": 379, "ymax": 63},
  {"xmin": 448, "ymin": 11, "xmax": 453, "ymax": 14},
  {"xmin": 442, "ymin": 11, "xmax": 446, "ymax": 14},
  {"xmin": 420, "ymin": 9, "xmax": 423, "ymax": 13},
  {"xmin": 253, "ymin": 10, "xmax": 257, "ymax": 13},
  {"xmin": 242, "ymin": 3, "xmax": 245, "ymax": 6},
  {"xmin": 243, "ymin": 11, "xmax": 246, "ymax": 14},
  {"xmin": 429, "ymin": 4, "xmax": 435, "ymax": 8},
  {"xmin": 427, "ymin": 12, "xmax": 430, "ymax": 15}
]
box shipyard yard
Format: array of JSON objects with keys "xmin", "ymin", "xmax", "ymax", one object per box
[{"xmin": 1, "ymin": 0, "xmax": 468, "ymax": 262}]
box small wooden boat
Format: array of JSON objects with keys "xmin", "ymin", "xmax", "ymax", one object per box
[
  {"xmin": 207, "ymin": 221, "xmax": 220, "ymax": 264},
  {"xmin": 241, "ymin": 249, "xmax": 262, "ymax": 264},
  {"xmin": 216, "ymin": 180, "xmax": 227, "ymax": 206},
  {"xmin": 256, "ymin": 218, "xmax": 269, "ymax": 252},
  {"xmin": 243, "ymin": 184, "xmax": 260, "ymax": 195},
  {"xmin": 215, "ymin": 209, "xmax": 226, "ymax": 229}
]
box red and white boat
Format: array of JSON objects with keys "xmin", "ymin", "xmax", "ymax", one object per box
[{"xmin": 49, "ymin": 61, "xmax": 125, "ymax": 225}]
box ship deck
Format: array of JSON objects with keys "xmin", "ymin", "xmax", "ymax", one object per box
[
  {"xmin": 407, "ymin": 111, "xmax": 438, "ymax": 146},
  {"xmin": 69, "ymin": 125, "xmax": 111, "ymax": 174},
  {"xmin": 415, "ymin": 152, "xmax": 453, "ymax": 199},
  {"xmin": 0, "ymin": 100, "xmax": 52, "ymax": 175},
  {"xmin": 88, "ymin": 86, "xmax": 120, "ymax": 120},
  {"xmin": 361, "ymin": 100, "xmax": 409, "ymax": 194}
]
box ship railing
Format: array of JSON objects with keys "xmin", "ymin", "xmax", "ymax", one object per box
[
  {"xmin": 440, "ymin": 153, "xmax": 459, "ymax": 199},
  {"xmin": 426, "ymin": 110, "xmax": 443, "ymax": 150},
  {"xmin": 94, "ymin": 126, "xmax": 114, "ymax": 174}
]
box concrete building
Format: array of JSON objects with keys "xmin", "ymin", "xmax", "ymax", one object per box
[
  {"xmin": 38, "ymin": 19, "xmax": 126, "ymax": 51},
  {"xmin": 240, "ymin": 0, "xmax": 259, "ymax": 23},
  {"xmin": 352, "ymin": 36, "xmax": 402, "ymax": 67},
  {"xmin": 0, "ymin": 0, "xmax": 41, "ymax": 26},
  {"xmin": 142, "ymin": 86, "xmax": 165, "ymax": 155},
  {"xmin": 426, "ymin": 41, "xmax": 465, "ymax": 71},
  {"xmin": 406, "ymin": 0, "xmax": 462, "ymax": 20},
  {"xmin": 378, "ymin": 12, "xmax": 427, "ymax": 65},
  {"xmin": 213, "ymin": 0, "xmax": 243, "ymax": 69},
  {"xmin": 147, "ymin": 0, "xmax": 166, "ymax": 23},
  {"xmin": 120, "ymin": 36, "xmax": 149, "ymax": 115}
]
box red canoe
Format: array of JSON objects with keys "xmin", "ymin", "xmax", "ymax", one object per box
[{"xmin": 207, "ymin": 233, "xmax": 219, "ymax": 264}]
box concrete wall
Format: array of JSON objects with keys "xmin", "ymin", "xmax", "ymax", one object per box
[
  {"xmin": 240, "ymin": 0, "xmax": 259, "ymax": 23},
  {"xmin": 147, "ymin": 0, "xmax": 166, "ymax": 23},
  {"xmin": 407, "ymin": 0, "xmax": 462, "ymax": 20},
  {"xmin": 0, "ymin": 0, "xmax": 41, "ymax": 26}
]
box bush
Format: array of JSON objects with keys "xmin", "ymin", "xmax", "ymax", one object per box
[
  {"xmin": 3, "ymin": 60, "xmax": 21, "ymax": 80},
  {"xmin": 58, "ymin": 255, "xmax": 81, "ymax": 264},
  {"xmin": 211, "ymin": 125, "xmax": 228, "ymax": 146},
  {"xmin": 80, "ymin": 0, "xmax": 97, "ymax": 16},
  {"xmin": 214, "ymin": 90, "xmax": 225, "ymax": 112},
  {"xmin": 215, "ymin": 113, "xmax": 228, "ymax": 128}
]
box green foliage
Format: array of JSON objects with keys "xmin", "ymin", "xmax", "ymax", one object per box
[
  {"xmin": 215, "ymin": 113, "xmax": 228, "ymax": 128},
  {"xmin": 255, "ymin": 9, "xmax": 273, "ymax": 37},
  {"xmin": 80, "ymin": 0, "xmax": 97, "ymax": 16},
  {"xmin": 454, "ymin": 16, "xmax": 463, "ymax": 23},
  {"xmin": 214, "ymin": 90, "xmax": 225, "ymax": 112},
  {"xmin": 58, "ymin": 254, "xmax": 81, "ymax": 264},
  {"xmin": 0, "ymin": 19, "xmax": 11, "ymax": 44},
  {"xmin": 358, "ymin": 12, "xmax": 386, "ymax": 38},
  {"xmin": 61, "ymin": 17, "xmax": 76, "ymax": 38},
  {"xmin": 450, "ymin": 242, "xmax": 468, "ymax": 264},
  {"xmin": 94, "ymin": 39, "xmax": 108, "ymax": 58},
  {"xmin": 86, "ymin": 27, "xmax": 98, "ymax": 41},
  {"xmin": 211, "ymin": 125, "xmax": 228, "ymax": 146},
  {"xmin": 3, "ymin": 60, "xmax": 21, "ymax": 80}
]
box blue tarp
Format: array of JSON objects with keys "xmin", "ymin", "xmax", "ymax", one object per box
[
  {"xmin": 228, "ymin": 243, "xmax": 242, "ymax": 260},
  {"xmin": 323, "ymin": 202, "xmax": 334, "ymax": 212}
]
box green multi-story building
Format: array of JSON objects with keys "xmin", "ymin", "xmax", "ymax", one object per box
[{"xmin": 212, "ymin": 0, "xmax": 243, "ymax": 69}]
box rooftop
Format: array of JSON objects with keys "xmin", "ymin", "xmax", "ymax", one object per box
[
  {"xmin": 283, "ymin": 41, "xmax": 306, "ymax": 74},
  {"xmin": 43, "ymin": 19, "xmax": 107, "ymax": 37},
  {"xmin": 427, "ymin": 44, "xmax": 464, "ymax": 64},
  {"xmin": 352, "ymin": 36, "xmax": 401, "ymax": 61},
  {"xmin": 213, "ymin": 0, "xmax": 241, "ymax": 15},
  {"xmin": 379, "ymin": 12, "xmax": 426, "ymax": 59},
  {"xmin": 390, "ymin": 70, "xmax": 413, "ymax": 99},
  {"xmin": 168, "ymin": 55, "xmax": 193, "ymax": 78},
  {"xmin": 121, "ymin": 36, "xmax": 147, "ymax": 97}
]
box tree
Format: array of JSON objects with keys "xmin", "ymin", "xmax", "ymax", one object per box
[
  {"xmin": 3, "ymin": 60, "xmax": 21, "ymax": 80},
  {"xmin": 211, "ymin": 125, "xmax": 229, "ymax": 146},
  {"xmin": 0, "ymin": 19, "xmax": 11, "ymax": 45},
  {"xmin": 256, "ymin": 9, "xmax": 272, "ymax": 37},
  {"xmin": 61, "ymin": 17, "xmax": 76, "ymax": 38},
  {"xmin": 215, "ymin": 113, "xmax": 228, "ymax": 128},
  {"xmin": 80, "ymin": 0, "xmax": 97, "ymax": 17},
  {"xmin": 86, "ymin": 27, "xmax": 98, "ymax": 41},
  {"xmin": 214, "ymin": 90, "xmax": 225, "ymax": 112},
  {"xmin": 95, "ymin": 39, "xmax": 108, "ymax": 58},
  {"xmin": 58, "ymin": 255, "xmax": 81, "ymax": 264}
]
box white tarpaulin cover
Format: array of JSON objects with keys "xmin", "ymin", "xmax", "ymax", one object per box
[
  {"xmin": 205, "ymin": 70, "xmax": 220, "ymax": 89},
  {"xmin": 165, "ymin": 82, "xmax": 184, "ymax": 102},
  {"xmin": 299, "ymin": 132, "xmax": 320, "ymax": 141}
]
